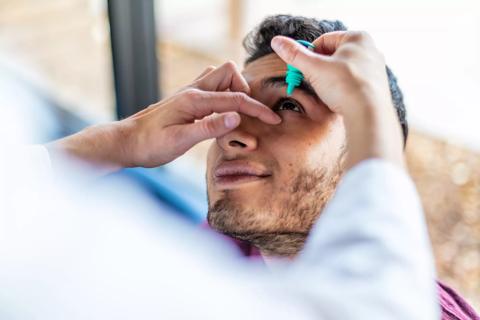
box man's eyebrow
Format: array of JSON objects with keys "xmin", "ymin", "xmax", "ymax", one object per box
[{"xmin": 261, "ymin": 76, "xmax": 319, "ymax": 101}]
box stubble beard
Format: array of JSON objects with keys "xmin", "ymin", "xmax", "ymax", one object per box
[{"xmin": 207, "ymin": 165, "xmax": 342, "ymax": 257}]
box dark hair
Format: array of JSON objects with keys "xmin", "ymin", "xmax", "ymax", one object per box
[{"xmin": 243, "ymin": 15, "xmax": 408, "ymax": 144}]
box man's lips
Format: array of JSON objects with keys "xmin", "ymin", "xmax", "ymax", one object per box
[{"xmin": 214, "ymin": 160, "xmax": 271, "ymax": 188}]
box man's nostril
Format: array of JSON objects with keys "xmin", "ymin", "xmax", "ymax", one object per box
[{"xmin": 229, "ymin": 140, "xmax": 247, "ymax": 148}]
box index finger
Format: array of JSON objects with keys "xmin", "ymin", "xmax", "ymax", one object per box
[
  {"xmin": 183, "ymin": 90, "xmax": 281, "ymax": 125},
  {"xmin": 193, "ymin": 61, "xmax": 251, "ymax": 94}
]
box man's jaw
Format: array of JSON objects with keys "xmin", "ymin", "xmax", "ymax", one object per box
[{"xmin": 207, "ymin": 195, "xmax": 310, "ymax": 257}]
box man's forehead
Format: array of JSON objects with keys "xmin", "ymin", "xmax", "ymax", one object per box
[
  {"xmin": 241, "ymin": 53, "xmax": 286, "ymax": 83},
  {"xmin": 241, "ymin": 53, "xmax": 320, "ymax": 102}
]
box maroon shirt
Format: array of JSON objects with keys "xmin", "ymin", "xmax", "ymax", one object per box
[{"xmin": 437, "ymin": 281, "xmax": 480, "ymax": 320}]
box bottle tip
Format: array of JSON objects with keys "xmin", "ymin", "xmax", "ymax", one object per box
[{"xmin": 286, "ymin": 84, "xmax": 294, "ymax": 96}]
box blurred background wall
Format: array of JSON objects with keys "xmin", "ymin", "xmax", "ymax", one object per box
[{"xmin": 0, "ymin": 0, "xmax": 478, "ymax": 309}]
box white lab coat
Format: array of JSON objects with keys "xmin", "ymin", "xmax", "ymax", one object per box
[{"xmin": 0, "ymin": 145, "xmax": 439, "ymax": 320}]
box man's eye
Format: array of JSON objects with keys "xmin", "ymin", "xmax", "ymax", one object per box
[{"xmin": 272, "ymin": 98, "xmax": 304, "ymax": 113}]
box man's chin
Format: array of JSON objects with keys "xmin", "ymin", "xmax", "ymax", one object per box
[
  {"xmin": 207, "ymin": 196, "xmax": 272, "ymax": 234},
  {"xmin": 207, "ymin": 196, "xmax": 313, "ymax": 257}
]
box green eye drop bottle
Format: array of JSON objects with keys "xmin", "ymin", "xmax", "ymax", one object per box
[{"xmin": 285, "ymin": 40, "xmax": 315, "ymax": 96}]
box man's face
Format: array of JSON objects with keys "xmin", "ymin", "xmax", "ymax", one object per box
[{"xmin": 206, "ymin": 54, "xmax": 346, "ymax": 256}]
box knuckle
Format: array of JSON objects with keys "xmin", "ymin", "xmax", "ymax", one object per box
[
  {"xmin": 189, "ymin": 81, "xmax": 201, "ymax": 90},
  {"xmin": 360, "ymin": 31, "xmax": 374, "ymax": 42},
  {"xmin": 172, "ymin": 127, "xmax": 185, "ymax": 143},
  {"xmin": 224, "ymin": 60, "xmax": 237, "ymax": 70},
  {"xmin": 336, "ymin": 60, "xmax": 357, "ymax": 79},
  {"xmin": 347, "ymin": 31, "xmax": 366, "ymax": 42},
  {"xmin": 348, "ymin": 31, "xmax": 374, "ymax": 47},
  {"xmin": 217, "ymin": 61, "xmax": 236, "ymax": 75},
  {"xmin": 182, "ymin": 84, "xmax": 195, "ymax": 91},
  {"xmin": 337, "ymin": 45, "xmax": 357, "ymax": 59},
  {"xmin": 202, "ymin": 118, "xmax": 218, "ymax": 135},
  {"xmin": 231, "ymin": 92, "xmax": 247, "ymax": 105},
  {"xmin": 205, "ymin": 65, "xmax": 216, "ymax": 72},
  {"xmin": 182, "ymin": 88, "xmax": 202, "ymax": 102}
]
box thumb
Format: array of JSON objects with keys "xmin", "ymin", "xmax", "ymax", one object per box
[
  {"xmin": 271, "ymin": 36, "xmax": 326, "ymax": 72},
  {"xmin": 180, "ymin": 112, "xmax": 241, "ymax": 146}
]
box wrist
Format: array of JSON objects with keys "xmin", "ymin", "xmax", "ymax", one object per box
[
  {"xmin": 343, "ymin": 102, "xmax": 405, "ymax": 170},
  {"xmin": 46, "ymin": 122, "xmax": 132, "ymax": 176}
]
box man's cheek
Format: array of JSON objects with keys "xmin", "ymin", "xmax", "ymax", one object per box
[
  {"xmin": 304, "ymin": 138, "xmax": 343, "ymax": 170},
  {"xmin": 272, "ymin": 145, "xmax": 308, "ymax": 178},
  {"xmin": 306, "ymin": 119, "xmax": 346, "ymax": 166}
]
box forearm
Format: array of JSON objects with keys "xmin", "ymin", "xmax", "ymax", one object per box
[{"xmin": 45, "ymin": 122, "xmax": 134, "ymax": 177}]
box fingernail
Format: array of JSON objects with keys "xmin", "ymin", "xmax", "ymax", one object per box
[
  {"xmin": 224, "ymin": 113, "xmax": 240, "ymax": 129},
  {"xmin": 271, "ymin": 37, "xmax": 284, "ymax": 52}
]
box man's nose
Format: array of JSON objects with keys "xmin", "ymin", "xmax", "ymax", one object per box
[{"xmin": 216, "ymin": 117, "xmax": 258, "ymax": 153}]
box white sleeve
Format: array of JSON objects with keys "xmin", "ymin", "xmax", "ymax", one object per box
[
  {"xmin": 1, "ymin": 145, "xmax": 52, "ymax": 176},
  {"xmin": 289, "ymin": 159, "xmax": 440, "ymax": 320},
  {"xmin": 15, "ymin": 145, "xmax": 52, "ymax": 177},
  {"xmin": 0, "ymin": 149, "xmax": 439, "ymax": 320},
  {"xmin": 0, "ymin": 145, "xmax": 53, "ymax": 197}
]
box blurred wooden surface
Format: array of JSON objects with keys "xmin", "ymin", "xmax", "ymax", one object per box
[{"xmin": 406, "ymin": 131, "xmax": 480, "ymax": 306}]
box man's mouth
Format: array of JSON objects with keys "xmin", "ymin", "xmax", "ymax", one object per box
[{"xmin": 214, "ymin": 160, "xmax": 271, "ymax": 189}]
